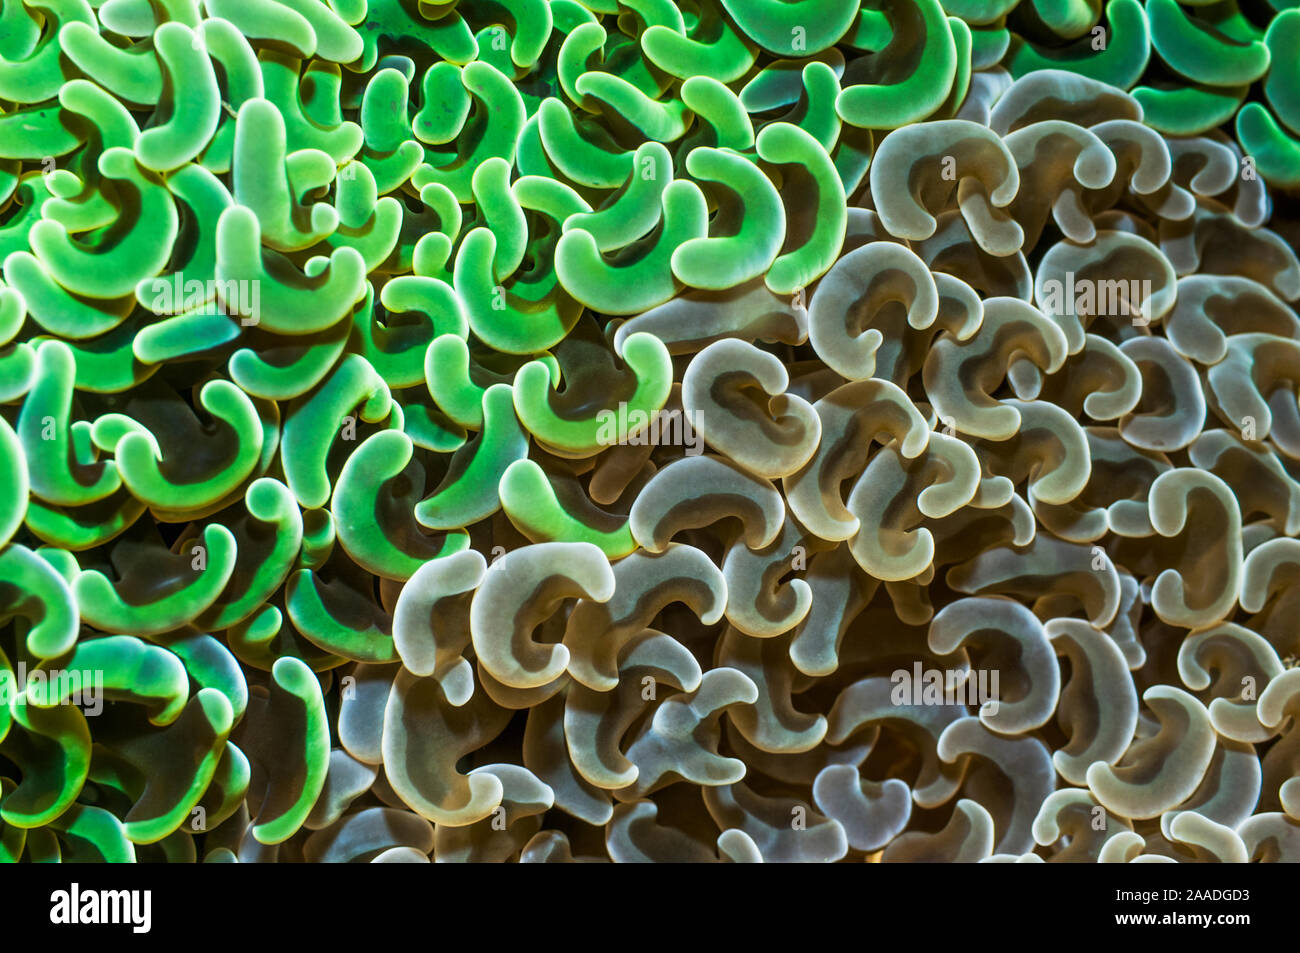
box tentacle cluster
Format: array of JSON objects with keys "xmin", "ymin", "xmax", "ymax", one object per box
[{"xmin": 0, "ymin": 0, "xmax": 1297, "ymax": 863}]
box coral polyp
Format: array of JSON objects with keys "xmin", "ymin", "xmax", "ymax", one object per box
[{"xmin": 0, "ymin": 0, "xmax": 1297, "ymax": 864}]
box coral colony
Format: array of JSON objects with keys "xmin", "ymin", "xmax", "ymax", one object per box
[{"xmin": 0, "ymin": 0, "xmax": 1297, "ymax": 863}]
